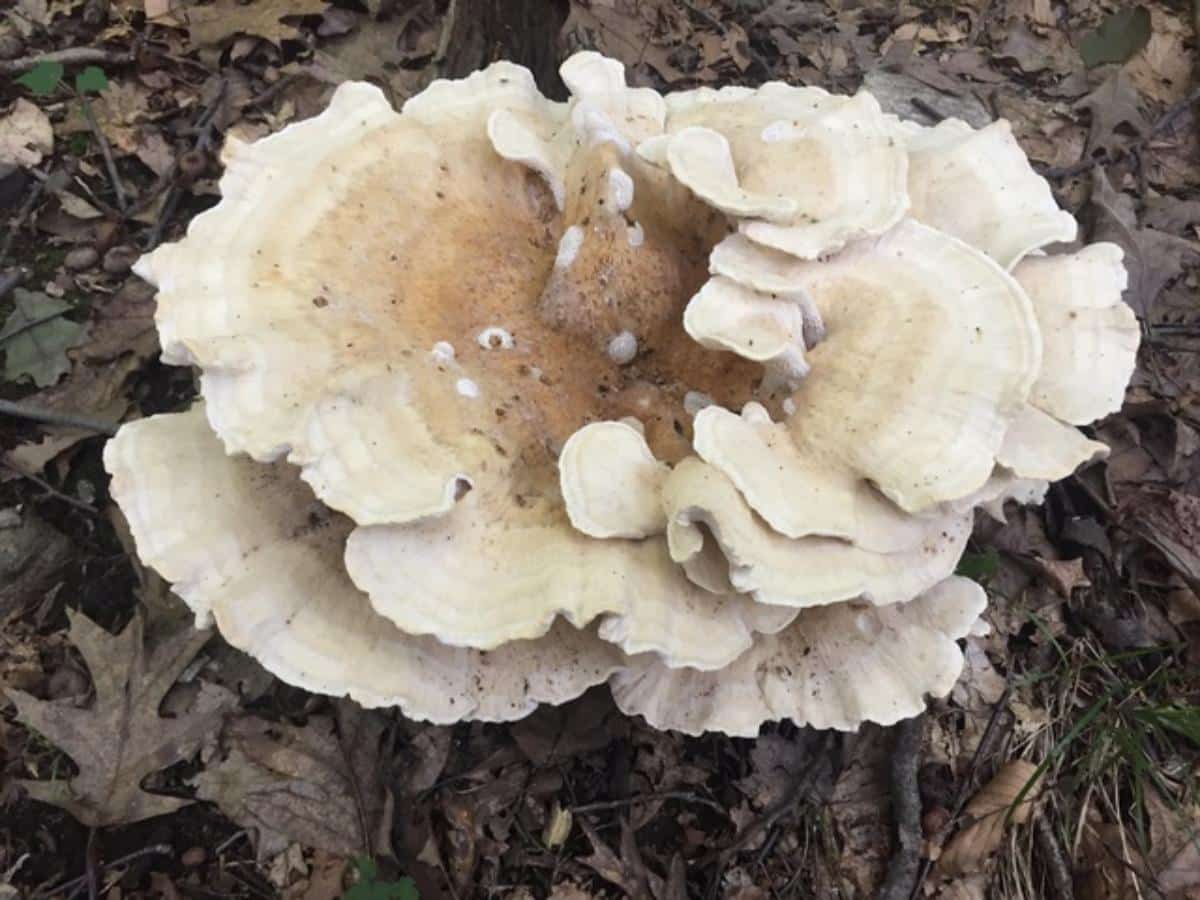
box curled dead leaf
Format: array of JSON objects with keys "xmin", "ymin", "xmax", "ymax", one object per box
[{"xmin": 935, "ymin": 760, "xmax": 1042, "ymax": 878}]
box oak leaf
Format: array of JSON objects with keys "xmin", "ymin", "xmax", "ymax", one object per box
[
  {"xmin": 193, "ymin": 702, "xmax": 393, "ymax": 860},
  {"xmin": 181, "ymin": 0, "xmax": 328, "ymax": 48},
  {"xmin": 7, "ymin": 611, "xmax": 235, "ymax": 827}
]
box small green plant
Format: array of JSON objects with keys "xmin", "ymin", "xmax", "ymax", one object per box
[
  {"xmin": 344, "ymin": 857, "xmax": 419, "ymax": 900},
  {"xmin": 955, "ymin": 546, "xmax": 1000, "ymax": 584},
  {"xmin": 16, "ymin": 61, "xmax": 108, "ymax": 96}
]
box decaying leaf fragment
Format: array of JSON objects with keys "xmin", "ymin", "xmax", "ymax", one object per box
[
  {"xmin": 6, "ymin": 611, "xmax": 236, "ymax": 827},
  {"xmin": 194, "ymin": 703, "xmax": 392, "ymax": 860}
]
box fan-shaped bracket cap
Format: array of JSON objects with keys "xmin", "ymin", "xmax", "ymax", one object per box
[
  {"xmin": 103, "ymin": 405, "xmax": 625, "ymax": 722},
  {"xmin": 904, "ymin": 118, "xmax": 1078, "ymax": 268},
  {"xmin": 666, "ymin": 126, "xmax": 798, "ymax": 221},
  {"xmin": 560, "ymin": 420, "xmax": 669, "ymax": 539},
  {"xmin": 611, "ymin": 575, "xmax": 988, "ymax": 735},
  {"xmin": 683, "ymin": 276, "xmax": 812, "ymax": 382},
  {"xmin": 1013, "ymin": 243, "xmax": 1139, "ymax": 425}
]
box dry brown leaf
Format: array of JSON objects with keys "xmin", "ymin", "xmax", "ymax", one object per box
[
  {"xmin": 1031, "ymin": 557, "xmax": 1090, "ymax": 597},
  {"xmin": 8, "ymin": 279, "xmax": 159, "ymax": 470},
  {"xmin": 1126, "ymin": 489, "xmax": 1200, "ymax": 591},
  {"xmin": 1078, "ymin": 792, "xmax": 1200, "ymax": 899},
  {"xmin": 0, "ymin": 99, "xmax": 53, "ymax": 168},
  {"xmin": 2, "ymin": 430, "xmax": 89, "ymax": 479},
  {"xmin": 1075, "ymin": 69, "xmax": 1148, "ymax": 157},
  {"xmin": 180, "ymin": 0, "xmax": 328, "ymax": 48},
  {"xmin": 510, "ymin": 689, "xmax": 625, "ymax": 766},
  {"xmin": 0, "ymin": 507, "xmax": 71, "ymax": 621},
  {"xmin": 936, "ymin": 760, "xmax": 1041, "ymax": 878},
  {"xmin": 934, "ymin": 875, "xmax": 988, "ymax": 900},
  {"xmin": 194, "ymin": 702, "xmax": 393, "ymax": 860},
  {"xmin": 1126, "ymin": 6, "xmax": 1193, "ymax": 106},
  {"xmin": 135, "ymin": 129, "xmax": 176, "ymax": 177},
  {"xmin": 737, "ymin": 732, "xmax": 816, "ymax": 809},
  {"xmin": 6, "ymin": 611, "xmax": 235, "ymax": 827},
  {"xmin": 563, "ymin": 0, "xmax": 691, "ymax": 87},
  {"xmin": 1087, "ymin": 167, "xmax": 1200, "ymax": 318},
  {"xmin": 578, "ymin": 817, "xmax": 662, "ymax": 899},
  {"xmin": 863, "ymin": 67, "xmax": 991, "ymax": 128},
  {"xmin": 59, "ymin": 81, "xmax": 154, "ymax": 156},
  {"xmin": 1147, "ymin": 791, "xmax": 1200, "ymax": 897},
  {"xmin": 307, "ymin": 8, "xmax": 436, "ymax": 101}
]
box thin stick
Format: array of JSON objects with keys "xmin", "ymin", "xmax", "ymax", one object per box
[
  {"xmin": 878, "ymin": 714, "xmax": 925, "ymax": 900},
  {"xmin": 0, "ymin": 308, "xmax": 70, "ymax": 347},
  {"xmin": 144, "ymin": 79, "xmax": 226, "ymax": 251},
  {"xmin": 213, "ymin": 829, "xmax": 249, "ymax": 856},
  {"xmin": 432, "ymin": 0, "xmax": 458, "ymax": 72},
  {"xmin": 34, "ymin": 844, "xmax": 171, "ymax": 899},
  {"xmin": 86, "ymin": 828, "xmax": 98, "ymax": 900},
  {"xmin": 0, "ymin": 48, "xmax": 132, "ymax": 74},
  {"xmin": 570, "ymin": 790, "xmax": 728, "ymax": 818},
  {"xmin": 0, "ymin": 175, "xmax": 48, "ymax": 267},
  {"xmin": 2, "ymin": 461, "xmax": 100, "ymax": 515},
  {"xmin": 79, "ymin": 93, "xmax": 128, "ymax": 213},
  {"xmin": 0, "ymin": 399, "xmax": 117, "ymax": 434},
  {"xmin": 1035, "ymin": 816, "xmax": 1075, "ymax": 900}
]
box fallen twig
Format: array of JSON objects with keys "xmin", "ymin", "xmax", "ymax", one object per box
[
  {"xmin": 34, "ymin": 843, "xmax": 170, "ymax": 899},
  {"xmin": 0, "ymin": 399, "xmax": 118, "ymax": 435},
  {"xmin": 878, "ymin": 714, "xmax": 926, "ymax": 900},
  {"xmin": 1, "ymin": 460, "xmax": 99, "ymax": 516},
  {"xmin": 703, "ymin": 731, "xmax": 834, "ymax": 900},
  {"xmin": 0, "ymin": 47, "xmax": 132, "ymax": 75},
  {"xmin": 571, "ymin": 790, "xmax": 728, "ymax": 818},
  {"xmin": 0, "ymin": 172, "xmax": 49, "ymax": 268},
  {"xmin": 144, "ymin": 79, "xmax": 227, "ymax": 251},
  {"xmin": 79, "ymin": 92, "xmax": 128, "ymax": 214},
  {"xmin": 0, "ymin": 307, "xmax": 70, "ymax": 347},
  {"xmin": 246, "ymin": 73, "xmax": 298, "ymax": 109},
  {"xmin": 1035, "ymin": 815, "xmax": 1075, "ymax": 900},
  {"xmin": 912, "ymin": 684, "xmax": 1015, "ymax": 894}
]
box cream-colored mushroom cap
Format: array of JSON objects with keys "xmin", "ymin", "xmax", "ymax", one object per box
[
  {"xmin": 997, "ymin": 404, "xmax": 1109, "ymax": 481},
  {"xmin": 132, "ymin": 55, "xmax": 786, "ymax": 667},
  {"xmin": 682, "ymin": 276, "xmax": 813, "ymax": 381},
  {"xmin": 559, "ymin": 420, "xmax": 668, "ymax": 539},
  {"xmin": 1013, "ymin": 243, "xmax": 1139, "ymax": 424},
  {"xmin": 652, "ymin": 84, "xmax": 908, "ymax": 258},
  {"xmin": 686, "ymin": 220, "xmax": 1042, "ymax": 515},
  {"xmin": 903, "ymin": 118, "xmax": 1078, "ymax": 268},
  {"xmin": 612, "ymin": 576, "xmax": 987, "ymax": 735},
  {"xmin": 103, "ymin": 405, "xmax": 624, "ymax": 722},
  {"xmin": 662, "ymin": 458, "xmax": 971, "ymax": 608}
]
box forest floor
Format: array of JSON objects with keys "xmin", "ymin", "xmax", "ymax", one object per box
[{"xmin": 1, "ymin": 0, "xmax": 1200, "ymax": 897}]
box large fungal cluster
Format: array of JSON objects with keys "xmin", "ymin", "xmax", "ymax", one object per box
[{"xmin": 105, "ymin": 53, "xmax": 1139, "ymax": 736}]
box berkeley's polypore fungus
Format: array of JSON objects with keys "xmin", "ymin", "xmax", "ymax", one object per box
[{"xmin": 106, "ymin": 52, "xmax": 1139, "ymax": 736}]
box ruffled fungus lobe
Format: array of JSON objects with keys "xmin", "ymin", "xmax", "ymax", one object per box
[{"xmin": 110, "ymin": 52, "xmax": 1138, "ymax": 735}]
